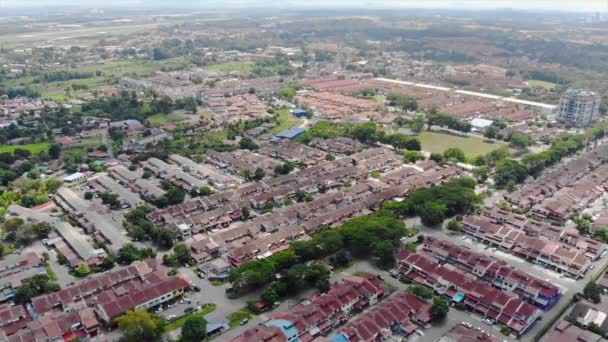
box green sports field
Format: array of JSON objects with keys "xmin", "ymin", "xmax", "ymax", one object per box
[{"xmin": 418, "ymin": 131, "xmax": 507, "ymax": 157}]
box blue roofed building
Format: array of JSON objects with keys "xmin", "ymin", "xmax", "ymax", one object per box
[
  {"xmin": 292, "ymin": 108, "xmax": 308, "ymax": 118},
  {"xmin": 328, "ymin": 333, "xmax": 349, "ymax": 342},
  {"xmin": 271, "ymin": 127, "xmax": 306, "ymax": 142},
  {"xmin": 265, "ymin": 319, "xmax": 300, "ymax": 341}
]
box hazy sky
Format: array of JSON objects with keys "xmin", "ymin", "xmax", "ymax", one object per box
[{"xmin": 0, "ymin": 0, "xmax": 607, "ymax": 12}]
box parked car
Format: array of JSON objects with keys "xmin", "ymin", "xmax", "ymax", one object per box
[
  {"xmin": 166, "ymin": 315, "xmax": 177, "ymax": 322},
  {"xmin": 184, "ymin": 307, "xmax": 194, "ymax": 314},
  {"xmin": 240, "ymin": 319, "xmax": 249, "ymax": 326}
]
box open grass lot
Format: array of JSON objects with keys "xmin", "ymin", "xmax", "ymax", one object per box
[
  {"xmin": 417, "ymin": 131, "xmax": 507, "ymax": 157},
  {"xmin": 227, "ymin": 308, "xmax": 255, "ymax": 328},
  {"xmin": 271, "ymin": 109, "xmax": 301, "ymax": 134},
  {"xmin": 147, "ymin": 113, "xmax": 187, "ymax": 127},
  {"xmin": 206, "ymin": 62, "xmax": 254, "ymax": 73},
  {"xmin": 2, "ymin": 58, "xmax": 190, "ymax": 101},
  {"xmin": 73, "ymin": 137, "xmax": 103, "ymax": 149},
  {"xmin": 163, "ymin": 304, "xmax": 216, "ymax": 332},
  {"xmin": 527, "ymin": 79, "xmax": 557, "ymax": 90},
  {"xmin": 0, "ymin": 142, "xmax": 51, "ymax": 155}
]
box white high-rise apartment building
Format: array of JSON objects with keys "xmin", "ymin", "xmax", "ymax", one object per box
[{"xmin": 558, "ymin": 89, "xmax": 601, "ymax": 127}]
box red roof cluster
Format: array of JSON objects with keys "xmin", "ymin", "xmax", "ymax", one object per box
[{"xmin": 398, "ymin": 250, "xmax": 541, "ymax": 336}]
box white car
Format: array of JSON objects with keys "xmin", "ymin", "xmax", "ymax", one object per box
[
  {"xmin": 155, "ymin": 307, "xmax": 164, "ymax": 314},
  {"xmin": 461, "ymin": 322, "xmax": 473, "ymax": 328},
  {"xmin": 166, "ymin": 315, "xmax": 177, "ymax": 322}
]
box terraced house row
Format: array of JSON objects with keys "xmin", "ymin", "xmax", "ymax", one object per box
[
  {"xmin": 397, "ymin": 249, "xmax": 543, "ymax": 337},
  {"xmin": 505, "ymin": 143, "xmax": 608, "ymax": 214},
  {"xmin": 232, "ymin": 275, "xmax": 434, "ymax": 342},
  {"xmin": 461, "ymin": 208, "xmax": 606, "ymax": 278},
  {"xmin": 148, "ymin": 152, "xmax": 462, "ymax": 267},
  {"xmin": 1, "ymin": 260, "xmax": 190, "ymax": 342}
]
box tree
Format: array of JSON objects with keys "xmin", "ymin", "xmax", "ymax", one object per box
[
  {"xmin": 239, "ymin": 138, "xmax": 259, "ymax": 151},
  {"xmin": 410, "ymin": 116, "xmax": 425, "ymax": 133},
  {"xmin": 274, "ymin": 162, "xmax": 295, "ymax": 175},
  {"xmin": 32, "ymin": 222, "xmax": 52, "ymax": 239},
  {"xmin": 154, "ymin": 229, "xmax": 175, "ymax": 249},
  {"xmin": 280, "ymin": 86, "xmax": 297, "ymax": 100},
  {"xmin": 75, "ymin": 262, "xmax": 91, "ymax": 276},
  {"xmin": 181, "ymin": 316, "xmax": 207, "ymax": 342},
  {"xmin": 408, "ymin": 285, "xmax": 433, "ymax": 299},
  {"xmin": 152, "ymin": 48, "xmax": 170, "ymax": 61},
  {"xmin": 57, "ymin": 252, "xmax": 68, "ymax": 265},
  {"xmin": 509, "ymin": 132, "xmax": 533, "ymax": 151},
  {"xmin": 494, "ymin": 159, "xmax": 528, "ymax": 189},
  {"xmin": 253, "ymin": 168, "xmax": 265, "ymax": 181},
  {"xmin": 84, "ymin": 191, "xmax": 94, "ymax": 200},
  {"xmin": 164, "ymin": 188, "xmax": 185, "ymax": 205},
  {"xmin": 447, "ymin": 219, "xmax": 462, "ymax": 232},
  {"xmin": 371, "ymin": 241, "xmax": 395, "ymax": 268},
  {"xmin": 199, "ymin": 186, "xmax": 214, "ymax": 197},
  {"xmin": 242, "ymin": 207, "xmax": 250, "ymax": 219},
  {"xmin": 49, "ymin": 144, "xmax": 62, "ymax": 159},
  {"xmin": 262, "ymin": 288, "xmax": 281, "ymax": 304},
  {"xmin": 27, "ymin": 169, "xmax": 40, "ymax": 179},
  {"xmin": 100, "ymin": 192, "xmax": 121, "ymax": 209},
  {"xmin": 418, "ymin": 201, "xmax": 448, "ymax": 226},
  {"xmin": 484, "ymin": 126, "xmax": 499, "ymax": 140},
  {"xmin": 116, "ymin": 309, "xmax": 164, "ymax": 342},
  {"xmin": 584, "ymin": 281, "xmax": 602, "ymax": 303},
  {"xmin": 443, "ymin": 148, "xmax": 465, "ymax": 163},
  {"xmin": 173, "ymin": 243, "xmax": 192, "ymax": 265},
  {"xmin": 14, "ymin": 285, "xmax": 38, "ymax": 304},
  {"xmin": 404, "ymin": 151, "xmax": 423, "ymax": 163},
  {"xmin": 315, "ymin": 278, "xmax": 330, "ymax": 293},
  {"xmin": 4, "ymin": 218, "xmax": 24, "ymax": 234},
  {"xmin": 388, "ymin": 94, "xmax": 418, "ymax": 111},
  {"xmin": 472, "ymin": 166, "xmax": 489, "ymax": 183},
  {"xmin": 430, "ymin": 296, "xmax": 450, "ymax": 322}
]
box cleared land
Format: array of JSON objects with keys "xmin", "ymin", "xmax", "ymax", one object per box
[
  {"xmin": 527, "ymin": 79, "xmax": 557, "ymax": 90},
  {"xmin": 206, "ymin": 62, "xmax": 254, "ymax": 72},
  {"xmin": 271, "ymin": 109, "xmax": 301, "ymax": 134},
  {"xmin": 147, "ymin": 113, "xmax": 187, "ymax": 127},
  {"xmin": 2, "ymin": 58, "xmax": 190, "ymax": 101},
  {"xmin": 0, "ymin": 142, "xmax": 51, "ymax": 154},
  {"xmin": 418, "ymin": 131, "xmax": 507, "ymax": 157}
]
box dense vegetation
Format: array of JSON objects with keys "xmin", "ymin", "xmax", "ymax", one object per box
[
  {"xmin": 384, "ymin": 177, "xmax": 481, "ymax": 226},
  {"xmin": 229, "ymin": 209, "xmax": 407, "ymax": 293},
  {"xmin": 297, "ymin": 121, "xmax": 421, "ymax": 151},
  {"xmin": 491, "ymin": 122, "xmax": 608, "ymax": 189}
]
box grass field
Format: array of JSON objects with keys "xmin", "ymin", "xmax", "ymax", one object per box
[
  {"xmin": 417, "ymin": 131, "xmax": 507, "ymax": 157},
  {"xmin": 147, "ymin": 113, "xmax": 187, "ymax": 127},
  {"xmin": 227, "ymin": 308, "xmax": 255, "ymax": 328},
  {"xmin": 3, "ymin": 58, "xmax": 190, "ymax": 101},
  {"xmin": 73, "ymin": 137, "xmax": 103, "ymax": 149},
  {"xmin": 206, "ymin": 62, "xmax": 254, "ymax": 73},
  {"xmin": 163, "ymin": 304, "xmax": 216, "ymax": 332},
  {"xmin": 271, "ymin": 109, "xmax": 301, "ymax": 134},
  {"xmin": 0, "ymin": 142, "xmax": 51, "ymax": 155},
  {"xmin": 527, "ymin": 79, "xmax": 557, "ymax": 90}
]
